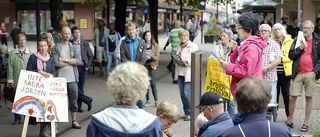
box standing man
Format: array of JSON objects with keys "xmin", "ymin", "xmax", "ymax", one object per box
[
  {"xmin": 260, "ymin": 12, "xmax": 273, "ymax": 27},
  {"xmin": 259, "ymin": 24, "xmax": 282, "ymax": 104},
  {"xmin": 196, "ymin": 92, "xmax": 233, "ymax": 137},
  {"xmin": 52, "ymin": 27, "xmax": 81, "ymax": 129},
  {"xmin": 168, "ymin": 20, "xmax": 184, "ymax": 83},
  {"xmin": 92, "ymin": 19, "xmax": 109, "ymax": 77},
  {"xmin": 102, "ymin": 23, "xmax": 121, "ymax": 80},
  {"xmin": 281, "ymin": 16, "xmax": 289, "ymax": 29},
  {"xmin": 10, "ymin": 21, "xmax": 20, "ymax": 49},
  {"xmin": 120, "ymin": 22, "xmax": 147, "ymax": 108},
  {"xmin": 287, "ymin": 20, "xmax": 320, "ymax": 132},
  {"xmin": 71, "ymin": 26, "xmax": 93, "ymax": 113},
  {"xmin": 186, "ymin": 19, "xmax": 194, "ymax": 42},
  {"xmin": 286, "ymin": 17, "xmax": 300, "ymax": 39}
]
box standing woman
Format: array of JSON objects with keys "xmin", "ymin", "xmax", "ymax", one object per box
[
  {"xmin": 7, "ymin": 33, "xmax": 32, "ymax": 125},
  {"xmin": 271, "ymin": 23, "xmax": 294, "ymax": 120},
  {"xmin": 43, "ymin": 33, "xmax": 55, "ymax": 55},
  {"xmin": 26, "ymin": 39, "xmax": 56, "ymax": 137},
  {"xmin": 142, "ymin": 31, "xmax": 160, "ymax": 107},
  {"xmin": 175, "ymin": 30, "xmax": 198, "ymax": 121}
]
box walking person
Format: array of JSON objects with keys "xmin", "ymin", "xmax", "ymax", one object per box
[
  {"xmin": 7, "ymin": 33, "xmax": 32, "ymax": 125},
  {"xmin": 26, "ymin": 39, "xmax": 57, "ymax": 137},
  {"xmin": 175, "ymin": 30, "xmax": 198, "ymax": 121},
  {"xmin": 51, "ymin": 27, "xmax": 81, "ymax": 129},
  {"xmin": 287, "ymin": 20, "xmax": 320, "ymax": 132},
  {"xmin": 102, "ymin": 23, "xmax": 121, "ymax": 80},
  {"xmin": 71, "ymin": 27, "xmax": 93, "ymax": 113},
  {"xmin": 271, "ymin": 23, "xmax": 294, "ymax": 120},
  {"xmin": 142, "ymin": 31, "xmax": 160, "ymax": 107},
  {"xmin": 0, "ymin": 23, "xmax": 8, "ymax": 46},
  {"xmin": 10, "ymin": 21, "xmax": 20, "ymax": 49},
  {"xmin": 92, "ymin": 19, "xmax": 109, "ymax": 77}
]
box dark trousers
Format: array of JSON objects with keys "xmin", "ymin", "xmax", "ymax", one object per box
[
  {"xmin": 1, "ymin": 36, "xmax": 7, "ymax": 46},
  {"xmin": 277, "ymin": 72, "xmax": 291, "ymax": 117},
  {"xmin": 146, "ymin": 68, "xmax": 158, "ymax": 101},
  {"xmin": 12, "ymin": 37, "xmax": 16, "ymax": 49},
  {"xmin": 77, "ymin": 66, "xmax": 91, "ymax": 109}
]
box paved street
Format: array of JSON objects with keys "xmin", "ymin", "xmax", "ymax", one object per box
[{"xmin": 0, "ymin": 32, "xmax": 319, "ymax": 137}]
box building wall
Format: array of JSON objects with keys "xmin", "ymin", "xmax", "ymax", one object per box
[
  {"xmin": 302, "ymin": 0, "xmax": 315, "ymax": 23},
  {"xmin": 74, "ymin": 3, "xmax": 94, "ymax": 40},
  {"xmin": 0, "ymin": 0, "xmax": 16, "ymax": 35}
]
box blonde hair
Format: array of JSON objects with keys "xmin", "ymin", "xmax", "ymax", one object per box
[
  {"xmin": 178, "ymin": 29, "xmax": 190, "ymax": 38},
  {"xmin": 126, "ymin": 22, "xmax": 137, "ymax": 30},
  {"xmin": 44, "ymin": 33, "xmax": 55, "ymax": 48},
  {"xmin": 16, "ymin": 33, "xmax": 26, "ymax": 43},
  {"xmin": 156, "ymin": 101, "xmax": 180, "ymax": 123},
  {"xmin": 107, "ymin": 62, "xmax": 149, "ymax": 105}
]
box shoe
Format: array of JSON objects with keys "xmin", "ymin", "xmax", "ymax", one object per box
[
  {"xmin": 163, "ymin": 47, "xmax": 166, "ymax": 51},
  {"xmin": 77, "ymin": 108, "xmax": 84, "ymax": 113},
  {"xmin": 155, "ymin": 101, "xmax": 158, "ymax": 107},
  {"xmin": 179, "ymin": 115, "xmax": 187, "ymax": 119},
  {"xmin": 39, "ymin": 131, "xmax": 50, "ymax": 137},
  {"xmin": 88, "ymin": 98, "xmax": 93, "ymax": 111},
  {"xmin": 72, "ymin": 121, "xmax": 81, "ymax": 129},
  {"xmin": 183, "ymin": 116, "xmax": 191, "ymax": 121},
  {"xmin": 301, "ymin": 124, "xmax": 308, "ymax": 132},
  {"xmin": 285, "ymin": 121, "xmax": 294, "ymax": 128},
  {"xmin": 12, "ymin": 120, "xmax": 20, "ymax": 125},
  {"xmin": 99, "ymin": 73, "xmax": 103, "ymax": 77},
  {"xmin": 144, "ymin": 101, "xmax": 151, "ymax": 107},
  {"xmin": 173, "ymin": 81, "xmax": 177, "ymax": 84}
]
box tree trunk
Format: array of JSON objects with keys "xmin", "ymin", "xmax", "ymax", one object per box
[
  {"xmin": 147, "ymin": 0, "xmax": 158, "ymax": 43},
  {"xmin": 115, "ymin": 0, "xmax": 127, "ymax": 37},
  {"xmin": 179, "ymin": 0, "xmax": 183, "ymax": 21},
  {"xmin": 50, "ymin": 0, "xmax": 63, "ymax": 32}
]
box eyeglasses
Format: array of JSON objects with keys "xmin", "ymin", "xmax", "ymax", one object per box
[
  {"xmin": 200, "ymin": 106, "xmax": 208, "ymax": 113},
  {"xmin": 259, "ymin": 30, "xmax": 270, "ymax": 33},
  {"xmin": 303, "ymin": 27, "xmax": 313, "ymax": 30}
]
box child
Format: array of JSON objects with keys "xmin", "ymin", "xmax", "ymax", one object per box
[{"xmin": 156, "ymin": 102, "xmax": 180, "ymax": 137}]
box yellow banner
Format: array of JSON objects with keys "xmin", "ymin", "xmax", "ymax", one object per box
[{"xmin": 205, "ymin": 58, "xmax": 233, "ymax": 100}]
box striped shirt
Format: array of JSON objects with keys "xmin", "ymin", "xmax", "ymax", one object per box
[
  {"xmin": 169, "ymin": 26, "xmax": 184, "ymax": 54},
  {"xmin": 276, "ymin": 40, "xmax": 285, "ymax": 73},
  {"xmin": 262, "ymin": 40, "xmax": 282, "ymax": 82}
]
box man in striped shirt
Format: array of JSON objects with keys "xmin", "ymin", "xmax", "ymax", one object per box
[
  {"xmin": 168, "ymin": 20, "xmax": 184, "ymax": 83},
  {"xmin": 259, "ymin": 24, "xmax": 282, "ymax": 104}
]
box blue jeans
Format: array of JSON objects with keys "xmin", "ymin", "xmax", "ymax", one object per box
[
  {"xmin": 223, "ymin": 98, "xmax": 236, "ymax": 116},
  {"xmin": 106, "ymin": 51, "xmax": 118, "ymax": 77},
  {"xmin": 146, "ymin": 68, "xmax": 158, "ymax": 101},
  {"xmin": 77, "ymin": 66, "xmax": 91, "ymax": 109},
  {"xmin": 178, "ymin": 76, "xmax": 191, "ymax": 116},
  {"xmin": 165, "ymin": 28, "xmax": 169, "ymax": 36},
  {"xmin": 14, "ymin": 113, "xmax": 21, "ymax": 122},
  {"xmin": 269, "ymin": 81, "xmax": 278, "ymax": 104}
]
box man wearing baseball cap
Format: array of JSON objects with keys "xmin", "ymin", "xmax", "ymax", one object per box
[{"xmin": 197, "ymin": 92, "xmax": 234, "ymax": 137}]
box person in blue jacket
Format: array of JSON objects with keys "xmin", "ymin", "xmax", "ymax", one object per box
[{"xmin": 86, "ymin": 62, "xmax": 162, "ymax": 137}]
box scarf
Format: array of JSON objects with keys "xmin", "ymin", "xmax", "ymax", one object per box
[
  {"xmin": 34, "ymin": 51, "xmax": 50, "ymax": 71},
  {"xmin": 124, "ymin": 34, "xmax": 139, "ymax": 61},
  {"xmin": 178, "ymin": 41, "xmax": 188, "ymax": 56}
]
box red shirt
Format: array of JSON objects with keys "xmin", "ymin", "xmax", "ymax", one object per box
[{"xmin": 298, "ymin": 38, "xmax": 314, "ymax": 74}]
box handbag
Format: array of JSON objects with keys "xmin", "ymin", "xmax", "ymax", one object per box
[{"xmin": 3, "ymin": 82, "xmax": 15, "ymax": 110}]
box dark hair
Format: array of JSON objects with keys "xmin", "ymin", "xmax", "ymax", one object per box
[
  {"xmin": 71, "ymin": 26, "xmax": 80, "ymax": 33},
  {"xmin": 230, "ymin": 24, "xmax": 236, "ymax": 28},
  {"xmin": 235, "ymin": 76, "xmax": 272, "ymax": 113},
  {"xmin": 238, "ymin": 13, "xmax": 260, "ymax": 35},
  {"xmin": 67, "ymin": 19, "xmax": 75, "ymax": 24},
  {"xmin": 142, "ymin": 31, "xmax": 157, "ymax": 45},
  {"xmin": 263, "ymin": 12, "xmax": 269, "ymax": 18},
  {"xmin": 293, "ymin": 17, "xmax": 298, "ymax": 21},
  {"xmin": 97, "ymin": 19, "xmax": 105, "ymax": 25},
  {"xmin": 109, "ymin": 23, "xmax": 114, "ymax": 26},
  {"xmin": 37, "ymin": 38, "xmax": 48, "ymax": 51}
]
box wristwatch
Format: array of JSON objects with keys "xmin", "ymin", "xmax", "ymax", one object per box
[{"xmin": 65, "ymin": 59, "xmax": 68, "ymax": 62}]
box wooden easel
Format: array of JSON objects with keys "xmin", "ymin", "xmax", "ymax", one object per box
[{"xmin": 21, "ymin": 115, "xmax": 56, "ymax": 137}]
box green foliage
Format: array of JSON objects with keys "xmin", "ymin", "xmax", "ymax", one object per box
[{"xmin": 314, "ymin": 131, "xmax": 320, "ymax": 137}]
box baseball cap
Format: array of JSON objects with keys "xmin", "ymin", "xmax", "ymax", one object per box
[
  {"xmin": 195, "ymin": 92, "xmax": 224, "ymax": 108},
  {"xmin": 281, "ymin": 15, "xmax": 288, "ymax": 20}
]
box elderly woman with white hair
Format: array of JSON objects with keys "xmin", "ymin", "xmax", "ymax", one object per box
[
  {"xmin": 86, "ymin": 62, "xmax": 162, "ymax": 137},
  {"xmin": 271, "ymin": 23, "xmax": 294, "ymax": 122},
  {"xmin": 0, "ymin": 45, "xmax": 9, "ymax": 79}
]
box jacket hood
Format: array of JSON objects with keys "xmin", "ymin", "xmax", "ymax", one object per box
[{"xmin": 242, "ymin": 35, "xmax": 267, "ymax": 50}]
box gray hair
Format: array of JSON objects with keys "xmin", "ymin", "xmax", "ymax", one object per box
[
  {"xmin": 271, "ymin": 23, "xmax": 287, "ymax": 39},
  {"xmin": 0, "ymin": 45, "xmax": 7, "ymax": 54},
  {"xmin": 259, "ymin": 24, "xmax": 272, "ymax": 32},
  {"xmin": 219, "ymin": 28, "xmax": 233, "ymax": 40},
  {"xmin": 107, "ymin": 62, "xmax": 150, "ymax": 105},
  {"xmin": 302, "ymin": 20, "xmax": 315, "ymax": 28}
]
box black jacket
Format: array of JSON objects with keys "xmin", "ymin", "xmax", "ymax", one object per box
[
  {"xmin": 72, "ymin": 40, "xmax": 93, "ymax": 69},
  {"xmin": 289, "ymin": 33, "xmax": 320, "ymax": 80}
]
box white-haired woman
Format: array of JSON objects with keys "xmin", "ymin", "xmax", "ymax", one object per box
[
  {"xmin": 271, "ymin": 23, "xmax": 294, "ymax": 124},
  {"xmin": 175, "ymin": 29, "xmax": 199, "ymax": 121},
  {"xmin": 86, "ymin": 62, "xmax": 162, "ymax": 137}
]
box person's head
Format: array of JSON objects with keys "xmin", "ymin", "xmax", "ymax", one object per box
[
  {"xmin": 42, "ymin": 33, "xmax": 55, "ymax": 47},
  {"xmin": 281, "ymin": 16, "xmax": 288, "ymax": 24},
  {"xmin": 302, "ymin": 20, "xmax": 314, "ymax": 40},
  {"xmin": 0, "ymin": 45, "xmax": 8, "ymax": 55},
  {"xmin": 317, "ymin": 18, "xmax": 320, "ymax": 26},
  {"xmin": 61, "ymin": 27, "xmax": 71, "ymax": 42},
  {"xmin": 219, "ymin": 28, "xmax": 233, "ymax": 45},
  {"xmin": 237, "ymin": 13, "xmax": 260, "ymax": 40},
  {"xmin": 16, "ymin": 33, "xmax": 27, "ymax": 47},
  {"xmin": 135, "ymin": 23, "xmax": 140, "ymax": 36},
  {"xmin": 263, "ymin": 12, "xmax": 271, "ymax": 20},
  {"xmin": 259, "ymin": 24, "xmax": 272, "ymax": 40},
  {"xmin": 292, "ymin": 17, "xmax": 298, "ymax": 26},
  {"xmin": 59, "ymin": 20, "xmax": 67, "ymax": 29},
  {"xmin": 107, "ymin": 62, "xmax": 149, "ymax": 105},
  {"xmin": 97, "ymin": 19, "xmax": 105, "ymax": 27},
  {"xmin": 71, "ymin": 26, "xmax": 81, "ymax": 40},
  {"xmin": 175, "ymin": 20, "xmax": 182, "ymax": 27},
  {"xmin": 196, "ymin": 92, "xmax": 224, "ymax": 120},
  {"xmin": 47, "ymin": 27, "xmax": 55, "ymax": 34},
  {"xmin": 178, "ymin": 29, "xmax": 190, "ymax": 43},
  {"xmin": 156, "ymin": 102, "xmax": 180, "ymax": 130},
  {"xmin": 108, "ymin": 23, "xmax": 115, "ymax": 32},
  {"xmin": 67, "ymin": 19, "xmax": 75, "ymax": 28},
  {"xmin": 37, "ymin": 38, "xmax": 48, "ymax": 55},
  {"xmin": 271, "ymin": 23, "xmax": 287, "ymax": 39},
  {"xmin": 126, "ymin": 22, "xmax": 137, "ymax": 39},
  {"xmin": 235, "ymin": 76, "xmax": 272, "ymax": 113},
  {"xmin": 1, "ymin": 23, "xmax": 5, "ymax": 27},
  {"xmin": 13, "ymin": 21, "xmax": 17, "ymax": 27},
  {"xmin": 142, "ymin": 31, "xmax": 156, "ymax": 45},
  {"xmin": 230, "ymin": 24, "xmax": 237, "ymax": 32}
]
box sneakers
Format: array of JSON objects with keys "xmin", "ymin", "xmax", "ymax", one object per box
[
  {"xmin": 155, "ymin": 101, "xmax": 158, "ymax": 107},
  {"xmin": 88, "ymin": 98, "xmax": 93, "ymax": 111},
  {"xmin": 72, "ymin": 121, "xmax": 81, "ymax": 129},
  {"xmin": 144, "ymin": 101, "xmax": 151, "ymax": 107}
]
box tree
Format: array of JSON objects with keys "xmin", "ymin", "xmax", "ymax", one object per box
[
  {"xmin": 50, "ymin": 0, "xmax": 63, "ymax": 31},
  {"xmin": 114, "ymin": 0, "xmax": 128, "ymax": 36},
  {"xmin": 147, "ymin": 0, "xmax": 159, "ymax": 43}
]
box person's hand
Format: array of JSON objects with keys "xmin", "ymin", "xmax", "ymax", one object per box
[
  {"xmin": 117, "ymin": 57, "xmax": 121, "ymax": 61},
  {"xmin": 146, "ymin": 52, "xmax": 151, "ymax": 59},
  {"xmin": 230, "ymin": 40, "xmax": 238, "ymax": 51},
  {"xmin": 58, "ymin": 57, "xmax": 65, "ymax": 62},
  {"xmin": 9, "ymin": 83, "xmax": 14, "ymax": 88},
  {"xmin": 300, "ymin": 40, "xmax": 308, "ymax": 50},
  {"xmin": 220, "ymin": 56, "xmax": 227, "ymax": 61},
  {"xmin": 221, "ymin": 60, "xmax": 228, "ymax": 68},
  {"xmin": 181, "ymin": 60, "xmax": 188, "ymax": 65},
  {"xmin": 262, "ymin": 66, "xmax": 269, "ymax": 73},
  {"xmin": 164, "ymin": 129, "xmax": 173, "ymax": 137}
]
